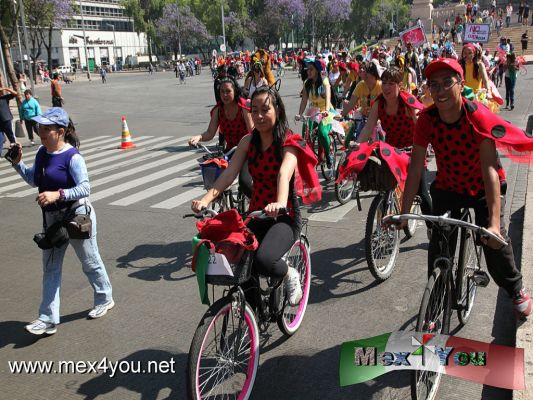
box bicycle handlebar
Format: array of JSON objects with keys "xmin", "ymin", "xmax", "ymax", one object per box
[
  {"xmin": 184, "ymin": 207, "xmax": 289, "ymax": 220},
  {"xmin": 191, "ymin": 143, "xmax": 236, "ymax": 159},
  {"xmin": 387, "ymin": 213, "xmax": 508, "ymax": 247}
]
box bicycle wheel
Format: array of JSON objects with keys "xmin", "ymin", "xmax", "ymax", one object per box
[
  {"xmin": 314, "ymin": 135, "xmax": 337, "ymax": 182},
  {"xmin": 278, "ymin": 236, "xmax": 312, "ymax": 336},
  {"xmin": 187, "ymin": 296, "xmax": 260, "ymax": 400},
  {"xmin": 365, "ymin": 192, "xmax": 400, "ymax": 281},
  {"xmin": 404, "ymin": 195, "xmax": 422, "ymax": 239},
  {"xmin": 334, "ymin": 152, "xmax": 356, "ymax": 204},
  {"xmin": 456, "ymin": 226, "xmax": 482, "ymax": 326},
  {"xmin": 411, "ymin": 267, "xmax": 451, "ymax": 400}
]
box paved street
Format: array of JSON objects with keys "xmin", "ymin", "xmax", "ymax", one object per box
[{"xmin": 0, "ymin": 69, "xmax": 531, "ymax": 399}]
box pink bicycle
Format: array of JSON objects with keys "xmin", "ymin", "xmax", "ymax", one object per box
[{"xmin": 186, "ymin": 208, "xmax": 312, "ymax": 399}]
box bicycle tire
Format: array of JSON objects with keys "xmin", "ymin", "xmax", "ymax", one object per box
[
  {"xmin": 365, "ymin": 192, "xmax": 400, "ymax": 282},
  {"xmin": 313, "ymin": 134, "xmax": 337, "ymax": 182},
  {"xmin": 456, "ymin": 223, "xmax": 481, "ymax": 326},
  {"xmin": 411, "ymin": 267, "xmax": 451, "ymax": 400},
  {"xmin": 334, "ymin": 152, "xmax": 356, "ymax": 204},
  {"xmin": 187, "ymin": 296, "xmax": 260, "ymax": 400},
  {"xmin": 278, "ymin": 235, "xmax": 312, "ymax": 335},
  {"xmin": 404, "ymin": 195, "xmax": 422, "ymax": 239}
]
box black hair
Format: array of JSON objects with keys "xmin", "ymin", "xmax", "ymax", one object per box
[
  {"xmin": 366, "ymin": 62, "xmax": 381, "ymax": 79},
  {"xmin": 24, "ymin": 89, "xmax": 32, "ymax": 96},
  {"xmin": 216, "ymin": 76, "xmax": 243, "ymax": 103},
  {"xmin": 53, "ymin": 118, "xmax": 80, "ymax": 149},
  {"xmin": 460, "ymin": 46, "xmax": 481, "ymax": 80},
  {"xmin": 304, "ymin": 62, "xmax": 324, "ymax": 97},
  {"xmin": 248, "ymin": 85, "xmax": 289, "ymax": 164}
]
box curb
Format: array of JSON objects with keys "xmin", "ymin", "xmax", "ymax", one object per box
[{"xmin": 515, "ymin": 161, "xmax": 533, "ymax": 399}]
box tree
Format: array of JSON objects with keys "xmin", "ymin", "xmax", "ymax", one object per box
[
  {"xmin": 121, "ymin": 0, "xmax": 166, "ymax": 62},
  {"xmin": 253, "ymin": 0, "xmax": 305, "ymax": 48},
  {"xmin": 156, "ymin": 3, "xmax": 208, "ymax": 60},
  {"xmin": 0, "ymin": 0, "xmax": 22, "ymax": 96}
]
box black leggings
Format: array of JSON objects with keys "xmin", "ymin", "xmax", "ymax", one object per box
[
  {"xmin": 24, "ymin": 119, "xmax": 38, "ymax": 141},
  {"xmin": 428, "ymin": 184, "xmax": 522, "ymax": 297},
  {"xmin": 247, "ymin": 215, "xmax": 299, "ymax": 278}
]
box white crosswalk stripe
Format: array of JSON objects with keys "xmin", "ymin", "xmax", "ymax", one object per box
[{"xmin": 1, "ymin": 135, "xmax": 355, "ymax": 222}]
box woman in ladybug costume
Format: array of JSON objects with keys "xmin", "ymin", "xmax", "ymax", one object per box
[
  {"xmin": 192, "ymin": 86, "xmax": 321, "ymax": 306},
  {"xmin": 188, "ymin": 76, "xmax": 253, "ymax": 151},
  {"xmin": 355, "ymin": 67, "xmax": 432, "ymax": 218}
]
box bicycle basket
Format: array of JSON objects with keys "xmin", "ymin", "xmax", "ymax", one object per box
[
  {"xmin": 357, "ymin": 153, "xmax": 398, "ymax": 192},
  {"xmin": 200, "ymin": 163, "xmax": 222, "ymax": 190},
  {"xmin": 205, "ymin": 248, "xmax": 253, "ymax": 286}
]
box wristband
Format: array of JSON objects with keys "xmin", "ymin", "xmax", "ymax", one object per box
[{"xmin": 58, "ymin": 188, "xmax": 66, "ymax": 201}]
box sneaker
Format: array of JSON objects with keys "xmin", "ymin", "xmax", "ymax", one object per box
[
  {"xmin": 88, "ymin": 300, "xmax": 115, "ymax": 319},
  {"xmin": 284, "ymin": 267, "xmax": 303, "ymax": 306},
  {"xmin": 513, "ymin": 289, "xmax": 532, "ymax": 320},
  {"xmin": 30, "ymin": 141, "xmax": 35, "ymax": 146},
  {"xmin": 25, "ymin": 319, "xmax": 57, "ymax": 335},
  {"xmin": 510, "ymin": 105, "xmax": 515, "ymax": 110}
]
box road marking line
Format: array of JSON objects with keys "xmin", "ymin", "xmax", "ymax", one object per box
[
  {"xmin": 90, "ymin": 158, "xmax": 199, "ymax": 201},
  {"xmin": 109, "ymin": 176, "xmax": 202, "ymax": 206},
  {"xmin": 0, "ymin": 136, "xmax": 169, "ymax": 186},
  {"xmin": 151, "ymin": 186, "xmax": 206, "ymax": 210},
  {"xmin": 0, "ymin": 136, "xmax": 111, "ymax": 176},
  {"xmin": 5, "ymin": 146, "xmax": 200, "ymax": 198}
]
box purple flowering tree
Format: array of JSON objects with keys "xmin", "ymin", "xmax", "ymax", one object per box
[
  {"xmin": 305, "ymin": 0, "xmax": 351, "ymax": 50},
  {"xmin": 156, "ymin": 4, "xmax": 208, "ymax": 61},
  {"xmin": 255, "ymin": 0, "xmax": 305, "ymax": 49}
]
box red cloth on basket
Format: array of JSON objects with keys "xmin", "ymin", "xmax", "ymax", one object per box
[
  {"xmin": 196, "ymin": 209, "xmax": 258, "ymax": 252},
  {"xmin": 336, "ymin": 141, "xmax": 411, "ymax": 190},
  {"xmin": 201, "ymin": 158, "xmax": 228, "ymax": 169}
]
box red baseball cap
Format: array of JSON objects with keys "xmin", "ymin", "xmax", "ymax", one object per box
[
  {"xmin": 348, "ymin": 62, "xmax": 359, "ymax": 72},
  {"xmin": 424, "ymin": 57, "xmax": 464, "ymax": 80}
]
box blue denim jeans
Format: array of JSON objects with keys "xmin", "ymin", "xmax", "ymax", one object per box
[{"xmin": 39, "ymin": 201, "xmax": 113, "ymax": 324}]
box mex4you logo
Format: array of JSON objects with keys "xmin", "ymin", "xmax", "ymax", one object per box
[
  {"xmin": 354, "ymin": 334, "xmax": 486, "ymax": 367},
  {"xmin": 339, "ymin": 331, "xmax": 525, "ymax": 390}
]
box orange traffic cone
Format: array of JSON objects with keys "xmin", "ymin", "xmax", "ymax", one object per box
[{"xmin": 120, "ymin": 116, "xmax": 136, "ymax": 149}]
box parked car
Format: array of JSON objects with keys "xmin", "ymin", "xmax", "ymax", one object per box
[{"xmin": 55, "ymin": 65, "xmax": 71, "ymax": 74}]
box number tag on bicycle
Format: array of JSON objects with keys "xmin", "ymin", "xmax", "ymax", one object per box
[{"xmin": 207, "ymin": 251, "xmax": 234, "ymax": 277}]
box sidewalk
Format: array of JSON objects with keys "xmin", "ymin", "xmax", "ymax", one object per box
[{"xmin": 506, "ymin": 71, "xmax": 533, "ymax": 398}]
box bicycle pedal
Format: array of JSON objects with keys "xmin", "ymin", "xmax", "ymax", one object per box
[{"xmin": 472, "ymin": 271, "xmax": 490, "ymax": 287}]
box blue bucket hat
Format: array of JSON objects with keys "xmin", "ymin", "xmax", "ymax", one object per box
[{"xmin": 32, "ymin": 107, "xmax": 69, "ymax": 127}]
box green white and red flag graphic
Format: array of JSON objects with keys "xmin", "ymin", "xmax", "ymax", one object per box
[{"xmin": 339, "ymin": 331, "xmax": 524, "ymax": 390}]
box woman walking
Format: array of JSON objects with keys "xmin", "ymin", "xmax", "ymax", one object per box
[
  {"xmin": 10, "ymin": 107, "xmax": 114, "ymax": 335},
  {"xmin": 20, "ymin": 89, "xmax": 41, "ymax": 146}
]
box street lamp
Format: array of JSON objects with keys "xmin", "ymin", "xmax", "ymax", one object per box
[{"xmin": 105, "ymin": 23, "xmax": 117, "ymax": 71}]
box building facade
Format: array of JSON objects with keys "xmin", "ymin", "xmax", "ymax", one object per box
[{"xmin": 13, "ymin": 0, "xmax": 147, "ymax": 71}]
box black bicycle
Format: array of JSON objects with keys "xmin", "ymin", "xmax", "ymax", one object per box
[
  {"xmin": 388, "ymin": 211, "xmax": 506, "ymax": 400},
  {"xmin": 193, "ymin": 144, "xmax": 249, "ymax": 214}
]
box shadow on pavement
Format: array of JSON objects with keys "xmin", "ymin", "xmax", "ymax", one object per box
[
  {"xmin": 309, "ymin": 238, "xmax": 382, "ymax": 304},
  {"xmin": 0, "ymin": 310, "xmax": 88, "ymax": 349},
  {"xmin": 116, "ymin": 241, "xmax": 194, "ymax": 282},
  {"xmin": 252, "ymin": 345, "xmax": 410, "ymax": 399},
  {"xmin": 77, "ymin": 349, "xmax": 186, "ymax": 400}
]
